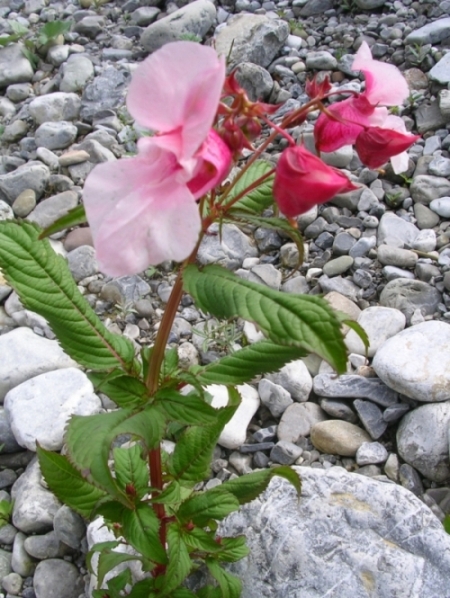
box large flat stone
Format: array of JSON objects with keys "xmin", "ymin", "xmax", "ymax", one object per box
[{"xmin": 218, "ymin": 467, "xmax": 450, "ymax": 598}]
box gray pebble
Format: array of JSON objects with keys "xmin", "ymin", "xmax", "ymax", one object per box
[
  {"xmin": 270, "ymin": 440, "xmax": 302, "ymax": 465},
  {"xmin": 353, "ymin": 399, "xmax": 387, "ymax": 440},
  {"xmin": 356, "ymin": 442, "xmax": 388, "ymax": 466}
]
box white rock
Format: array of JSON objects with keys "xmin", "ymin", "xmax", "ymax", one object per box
[
  {"xmin": 86, "ymin": 517, "xmax": 145, "ymax": 595},
  {"xmin": 397, "ymin": 402, "xmax": 450, "ymax": 482},
  {"xmin": 345, "ymin": 306, "xmax": 406, "ymax": 357},
  {"xmin": 265, "ymin": 359, "xmax": 312, "ymax": 402},
  {"xmin": 430, "ymin": 197, "xmax": 450, "ymax": 218},
  {"xmin": 377, "ymin": 212, "xmax": 419, "ymax": 248},
  {"xmin": 208, "ymin": 384, "xmax": 260, "ymax": 449},
  {"xmin": 4, "ymin": 368, "xmax": 102, "ymax": 451},
  {"xmin": 412, "ymin": 229, "xmax": 437, "ymax": 253},
  {"xmin": 258, "ymin": 378, "xmax": 293, "ymax": 418},
  {"xmin": 372, "ymin": 321, "xmax": 450, "ymax": 402},
  {"xmin": 11, "ymin": 459, "xmax": 61, "ymax": 534},
  {"xmin": 0, "ymin": 328, "xmax": 76, "ymax": 401},
  {"xmin": 219, "ymin": 467, "xmax": 450, "ymax": 597},
  {"xmin": 356, "ymin": 441, "xmax": 389, "ymax": 466}
]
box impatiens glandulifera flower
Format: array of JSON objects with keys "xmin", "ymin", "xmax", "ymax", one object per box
[
  {"xmin": 217, "ymin": 71, "xmax": 280, "ymax": 154},
  {"xmin": 314, "ymin": 41, "xmax": 415, "ymax": 172},
  {"xmin": 273, "ymin": 145, "xmax": 358, "ymax": 217},
  {"xmin": 83, "ymin": 42, "xmax": 231, "ymax": 277},
  {"xmin": 305, "ymin": 74, "xmax": 332, "ymax": 100},
  {"xmin": 355, "ymin": 123, "xmax": 420, "ymax": 172}
]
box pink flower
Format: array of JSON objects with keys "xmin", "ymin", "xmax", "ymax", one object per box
[
  {"xmin": 355, "ymin": 120, "xmax": 420, "ymax": 172},
  {"xmin": 83, "ymin": 42, "xmax": 231, "ymax": 277},
  {"xmin": 314, "ymin": 42, "xmax": 412, "ymax": 172},
  {"xmin": 273, "ymin": 145, "xmax": 358, "ymax": 217}
]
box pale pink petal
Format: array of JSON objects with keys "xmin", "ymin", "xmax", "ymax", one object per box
[
  {"xmin": 381, "ymin": 115, "xmax": 417, "ymax": 173},
  {"xmin": 138, "ymin": 133, "xmax": 198, "ymax": 182},
  {"xmin": 127, "ymin": 42, "xmax": 225, "ymax": 159},
  {"xmin": 188, "ymin": 130, "xmax": 232, "ymax": 198},
  {"xmin": 83, "ymin": 154, "xmax": 200, "ymax": 276},
  {"xmin": 381, "ymin": 114, "xmax": 408, "ymax": 132},
  {"xmin": 390, "ymin": 151, "xmax": 410, "ymax": 174},
  {"xmin": 366, "ymin": 106, "xmax": 389, "ymax": 127},
  {"xmin": 352, "ymin": 41, "xmax": 409, "ymax": 106}
]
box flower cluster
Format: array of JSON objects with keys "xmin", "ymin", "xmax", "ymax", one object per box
[
  {"xmin": 83, "ymin": 42, "xmax": 232, "ymax": 276},
  {"xmin": 83, "ymin": 40, "xmax": 419, "ymax": 276},
  {"xmin": 313, "ymin": 41, "xmax": 420, "ymax": 173}
]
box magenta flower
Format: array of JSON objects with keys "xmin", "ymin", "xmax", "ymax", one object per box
[
  {"xmin": 273, "ymin": 145, "xmax": 358, "ymax": 217},
  {"xmin": 314, "ymin": 42, "xmax": 413, "ymax": 172},
  {"xmin": 355, "ymin": 116, "xmax": 420, "ymax": 172},
  {"xmin": 83, "ymin": 42, "xmax": 232, "ymax": 277}
]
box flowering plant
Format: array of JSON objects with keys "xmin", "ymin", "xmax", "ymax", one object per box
[{"xmin": 0, "ymin": 40, "xmax": 416, "ymax": 597}]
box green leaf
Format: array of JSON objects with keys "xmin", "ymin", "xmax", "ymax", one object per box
[
  {"xmin": 112, "ymin": 406, "xmax": 166, "ymax": 449},
  {"xmin": 0, "ymin": 222, "xmax": 136, "ymax": 371},
  {"xmin": 128, "ymin": 579, "xmax": 156, "ymax": 598},
  {"xmin": 113, "ymin": 445, "xmax": 149, "ymax": 500},
  {"xmin": 227, "ymin": 213, "xmax": 304, "ymax": 267},
  {"xmin": 37, "ymin": 20, "xmax": 71, "ymax": 45},
  {"xmin": 157, "ymin": 524, "xmax": 191, "ymax": 596},
  {"xmin": 214, "ymin": 536, "xmax": 249, "ymax": 563},
  {"xmin": 97, "ymin": 551, "xmax": 142, "ymax": 588},
  {"xmin": 196, "ymin": 587, "xmax": 222, "ymax": 598},
  {"xmin": 65, "ymin": 410, "xmax": 130, "ymax": 501},
  {"xmin": 65, "ymin": 407, "xmax": 165, "ymax": 500},
  {"xmin": 122, "ymin": 503, "xmax": 166, "ymax": 564},
  {"xmin": 194, "ymin": 340, "xmax": 307, "ymax": 385},
  {"xmin": 104, "ymin": 569, "xmax": 132, "ymax": 598},
  {"xmin": 444, "ymin": 515, "xmax": 450, "ymax": 535},
  {"xmin": 88, "ymin": 370, "xmax": 148, "ymax": 408},
  {"xmin": 182, "ymin": 528, "xmax": 223, "ymax": 553},
  {"xmin": 87, "ymin": 541, "xmax": 120, "ymax": 573},
  {"xmin": 38, "ymin": 205, "xmax": 87, "ymax": 239},
  {"xmin": 171, "ymin": 590, "xmax": 197, "ymax": 598},
  {"xmin": 171, "ymin": 405, "xmax": 238, "ymax": 485},
  {"xmin": 183, "ymin": 264, "xmax": 347, "ymax": 374},
  {"xmin": 155, "ymin": 389, "xmax": 218, "ymax": 426},
  {"xmin": 220, "ymin": 466, "xmax": 301, "ymax": 505},
  {"xmin": 94, "ymin": 501, "xmax": 125, "ymax": 523},
  {"xmin": 0, "ymin": 499, "xmax": 12, "ymax": 528},
  {"xmin": 223, "ymin": 160, "xmax": 274, "ymax": 214},
  {"xmin": 178, "ymin": 488, "xmax": 240, "ymax": 527},
  {"xmin": 151, "ymin": 481, "xmax": 183, "ymax": 506},
  {"xmin": 21, "ymin": 46, "xmax": 38, "ymax": 70},
  {"xmin": 161, "ymin": 347, "xmax": 179, "ymax": 379},
  {"xmin": 37, "ymin": 446, "xmax": 108, "ymax": 518},
  {"xmin": 341, "ymin": 318, "xmax": 370, "ymax": 356},
  {"xmin": 206, "ymin": 560, "xmax": 241, "ymax": 598},
  {"xmin": 10, "ymin": 21, "xmax": 29, "ymax": 36}
]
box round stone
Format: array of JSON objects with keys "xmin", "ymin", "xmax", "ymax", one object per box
[
  {"xmin": 11, "ymin": 189, "xmax": 36, "ymax": 217},
  {"xmin": 345, "ymin": 306, "xmax": 406, "ymax": 357},
  {"xmin": 397, "ymin": 402, "xmax": 450, "ymax": 483},
  {"xmin": 278, "ymin": 402, "xmax": 327, "ymax": 443},
  {"xmin": 372, "ymin": 321, "xmax": 450, "ymax": 402},
  {"xmin": 323, "ymin": 256, "xmax": 354, "ymax": 277},
  {"xmin": 311, "ymin": 420, "xmax": 371, "ymax": 456},
  {"xmin": 430, "ymin": 197, "xmax": 450, "ymax": 218},
  {"xmin": 356, "ymin": 442, "xmax": 389, "ymax": 466},
  {"xmin": 33, "ymin": 559, "xmax": 84, "ymax": 598}
]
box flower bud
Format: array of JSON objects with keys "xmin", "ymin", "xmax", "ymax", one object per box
[
  {"xmin": 355, "ymin": 126, "xmax": 420, "ymax": 171},
  {"xmin": 273, "ymin": 145, "xmax": 358, "ymax": 217}
]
